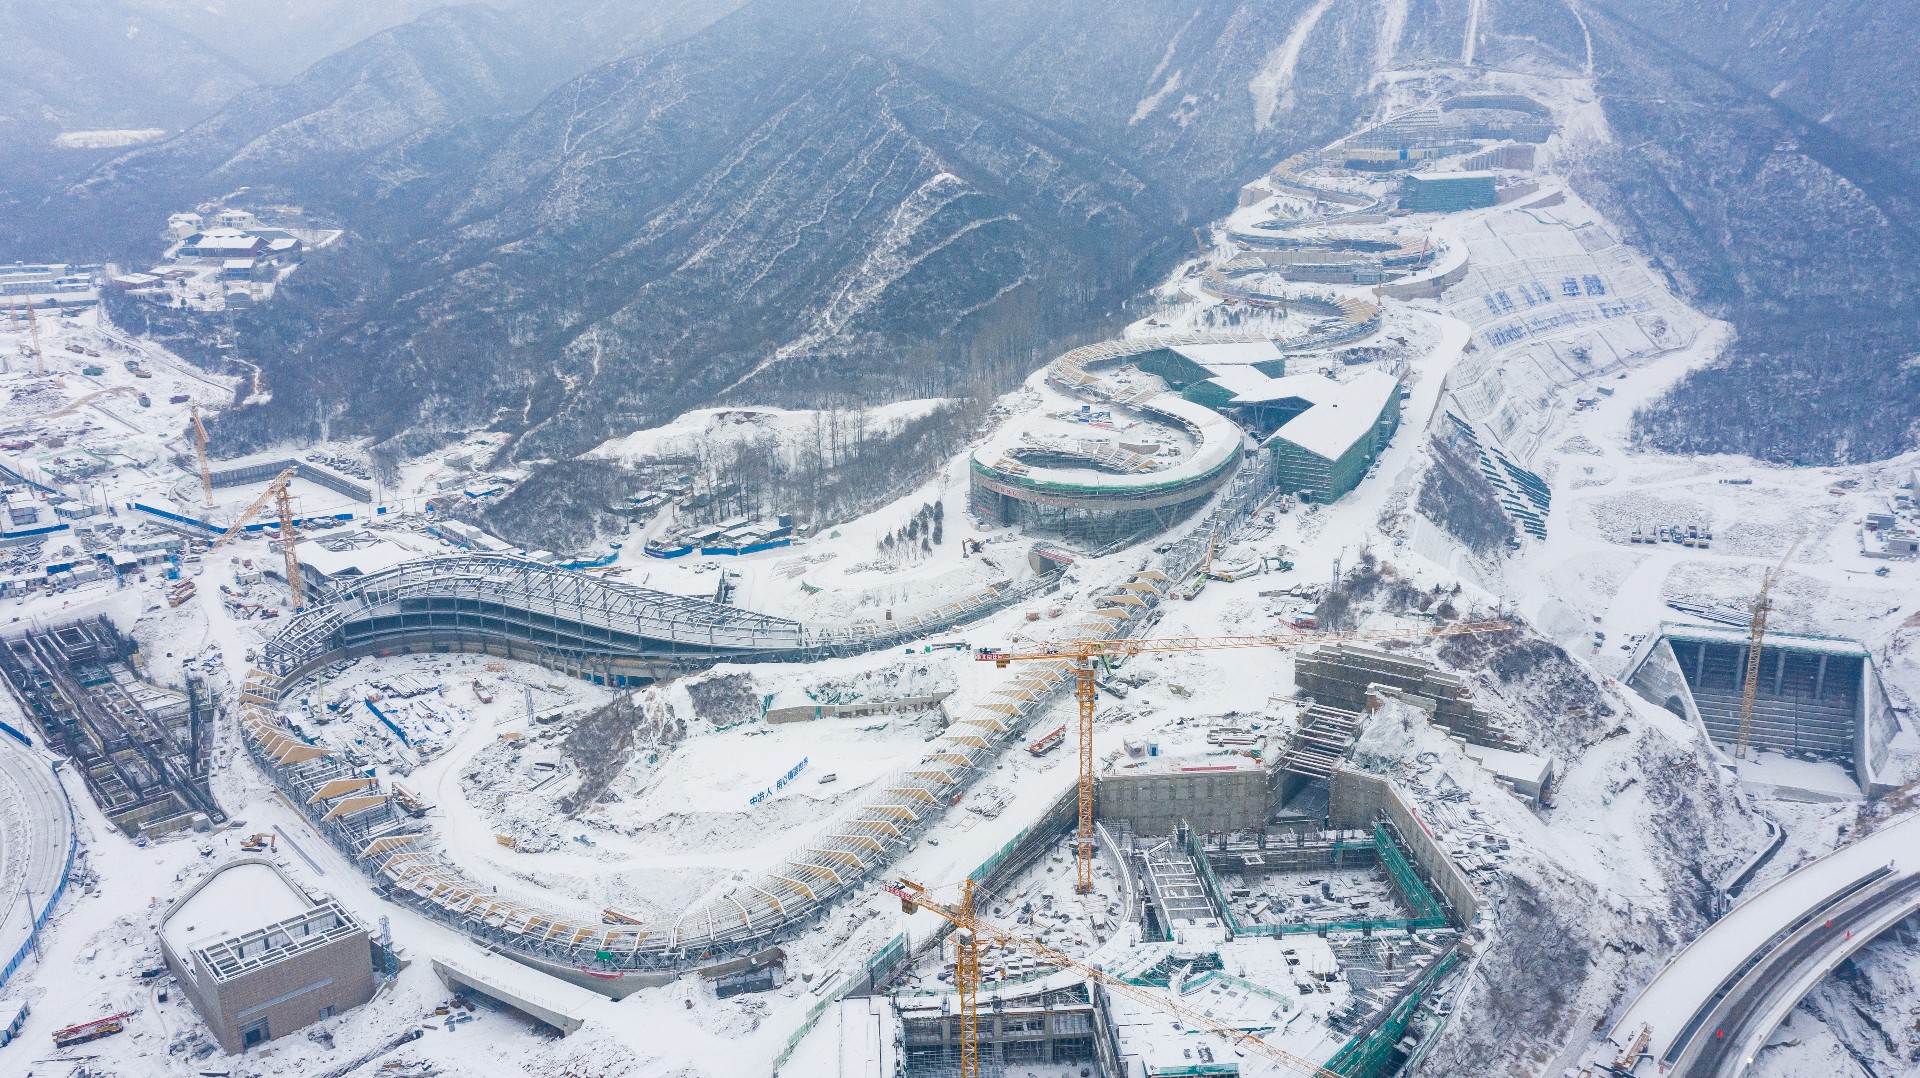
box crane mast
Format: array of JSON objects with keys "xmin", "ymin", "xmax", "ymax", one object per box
[
  {"xmin": 1735, "ymin": 533, "xmax": 1806, "ymax": 759},
  {"xmin": 21, "ymin": 300, "xmax": 44, "ymax": 376},
  {"xmin": 890, "ymin": 876, "xmax": 1344, "ymax": 1077},
  {"xmin": 977, "ymin": 621, "xmax": 1510, "ymax": 893},
  {"xmin": 191, "ymin": 405, "xmax": 215, "ymax": 508},
  {"xmin": 275, "ymin": 481, "xmax": 305, "ymax": 612},
  {"xmin": 953, "ymin": 880, "xmax": 978, "ymax": 1078},
  {"xmin": 208, "ymin": 466, "xmax": 305, "ymax": 610}
]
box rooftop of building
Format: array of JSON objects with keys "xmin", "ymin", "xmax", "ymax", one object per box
[
  {"xmin": 162, "ymin": 860, "xmax": 362, "ymax": 983},
  {"xmin": 1461, "ymin": 743, "xmax": 1554, "ymax": 787},
  {"xmin": 1166, "ymin": 339, "xmax": 1288, "ymax": 368},
  {"xmin": 1659, "ymin": 621, "xmax": 1869, "ymax": 658},
  {"xmin": 1405, "ymin": 171, "xmax": 1496, "ymax": 184},
  {"xmin": 1263, "ymin": 370, "xmax": 1400, "ymax": 460},
  {"xmin": 295, "ymin": 535, "xmax": 430, "ymax": 583}
]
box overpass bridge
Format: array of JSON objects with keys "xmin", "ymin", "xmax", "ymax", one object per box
[{"xmin": 1599, "ymin": 812, "xmax": 1920, "ymax": 1076}]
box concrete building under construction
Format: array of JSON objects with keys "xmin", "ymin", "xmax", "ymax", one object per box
[
  {"xmin": 1625, "ymin": 623, "xmax": 1899, "ymax": 793},
  {"xmin": 161, "ymin": 859, "xmax": 376, "ymax": 1054},
  {"xmin": 1292, "ymin": 642, "xmax": 1521, "ymax": 750},
  {"xmin": 0, "ymin": 617, "xmax": 222, "ymax": 835},
  {"xmin": 900, "ymin": 985, "xmax": 1101, "ymax": 1073},
  {"xmin": 891, "ymin": 766, "xmax": 1479, "ymax": 1078}
]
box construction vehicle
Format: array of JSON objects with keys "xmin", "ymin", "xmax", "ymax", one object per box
[
  {"xmin": 890, "ymin": 876, "xmax": 1343, "ymax": 1078},
  {"xmin": 190, "ymin": 405, "xmax": 215, "ymax": 508},
  {"xmin": 1734, "ymin": 531, "xmax": 1806, "ymax": 759},
  {"xmin": 52, "ymin": 1011, "xmax": 131, "ymax": 1048},
  {"xmin": 391, "ymin": 784, "xmax": 430, "ymax": 817},
  {"xmin": 209, "ymin": 466, "xmax": 306, "ymax": 611},
  {"xmin": 1026, "ymin": 724, "xmax": 1066, "ymax": 756},
  {"xmin": 977, "ymin": 622, "xmax": 1509, "ymax": 893},
  {"xmin": 238, "ymin": 832, "xmax": 276, "ymax": 852},
  {"xmin": 1613, "ymin": 1021, "xmax": 1652, "ymax": 1071}
]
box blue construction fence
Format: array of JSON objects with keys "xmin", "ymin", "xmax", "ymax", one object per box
[
  {"xmin": 0, "ymin": 759, "xmax": 79, "ymax": 994},
  {"xmin": 645, "ymin": 538, "xmax": 793, "ymax": 559},
  {"xmin": 132, "ymin": 501, "xmax": 369, "ymax": 536}
]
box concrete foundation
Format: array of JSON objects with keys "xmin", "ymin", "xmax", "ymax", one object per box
[
  {"xmin": 1328, "ymin": 769, "xmax": 1480, "ymax": 925},
  {"xmin": 1097, "ymin": 759, "xmax": 1275, "ymax": 837}
]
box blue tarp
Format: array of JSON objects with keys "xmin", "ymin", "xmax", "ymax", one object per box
[{"xmin": 364, "ymin": 698, "xmax": 411, "ymax": 747}]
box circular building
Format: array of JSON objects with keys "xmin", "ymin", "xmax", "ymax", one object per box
[{"xmin": 968, "ymin": 336, "xmax": 1257, "ymax": 546}]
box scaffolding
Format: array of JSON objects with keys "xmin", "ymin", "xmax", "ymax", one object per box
[
  {"xmin": 0, "ymin": 619, "xmax": 220, "ymax": 835},
  {"xmin": 260, "ymin": 553, "xmax": 810, "ymax": 679},
  {"xmin": 241, "ymin": 412, "xmax": 1294, "ymax": 977}
]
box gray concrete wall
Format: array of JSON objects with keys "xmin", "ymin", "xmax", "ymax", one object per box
[
  {"xmin": 201, "ymin": 932, "xmax": 375, "ymax": 1054},
  {"xmin": 1859, "ymin": 661, "xmax": 1901, "ymax": 795},
  {"xmin": 1327, "ymin": 768, "xmax": 1479, "ymax": 925},
  {"xmin": 1097, "ymin": 766, "xmax": 1269, "ymax": 838}
]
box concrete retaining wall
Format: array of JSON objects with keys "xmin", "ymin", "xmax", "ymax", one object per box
[
  {"xmin": 1097, "ymin": 764, "xmax": 1271, "ymax": 838},
  {"xmin": 1327, "ymin": 768, "xmax": 1479, "ymax": 925}
]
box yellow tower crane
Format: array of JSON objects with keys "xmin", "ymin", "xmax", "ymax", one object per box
[
  {"xmin": 8, "ymin": 298, "xmax": 47, "ymax": 376},
  {"xmin": 890, "ymin": 876, "xmax": 1347, "ymax": 1078},
  {"xmin": 190, "ymin": 405, "xmax": 215, "ymax": 509},
  {"xmin": 275, "ymin": 480, "xmax": 306, "ymax": 612},
  {"xmin": 1734, "ymin": 531, "xmax": 1807, "ymax": 760},
  {"xmin": 209, "ymin": 466, "xmax": 306, "ymax": 610},
  {"xmin": 976, "ymin": 621, "xmax": 1511, "ymax": 894}
]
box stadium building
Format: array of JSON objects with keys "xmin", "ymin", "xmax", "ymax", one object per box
[
  {"xmin": 967, "ymin": 337, "xmax": 1262, "ymax": 546},
  {"xmin": 1624, "ymin": 624, "xmax": 1901, "ymax": 795},
  {"xmin": 1400, "ymin": 172, "xmax": 1497, "ymax": 213}
]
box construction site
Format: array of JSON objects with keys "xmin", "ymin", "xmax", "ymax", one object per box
[
  {"xmin": 0, "ymin": 65, "xmax": 1917, "ymax": 1078},
  {"xmin": 0, "ymin": 617, "xmax": 220, "ymax": 836}
]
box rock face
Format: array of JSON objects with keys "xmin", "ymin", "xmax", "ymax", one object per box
[{"xmin": 1350, "ymin": 673, "xmax": 1762, "ymax": 1077}]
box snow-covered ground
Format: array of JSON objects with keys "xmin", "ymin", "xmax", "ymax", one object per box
[{"xmin": 1, "ymin": 56, "xmax": 1918, "ymax": 1078}]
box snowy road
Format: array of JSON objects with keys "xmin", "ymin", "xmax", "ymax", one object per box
[
  {"xmin": 1604, "ymin": 811, "xmax": 1920, "ymax": 1073},
  {"xmin": 0, "ymin": 732, "xmax": 76, "ymax": 989}
]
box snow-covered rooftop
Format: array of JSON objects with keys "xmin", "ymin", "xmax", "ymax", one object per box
[
  {"xmin": 1169, "ymin": 339, "xmax": 1287, "ymax": 367},
  {"xmin": 1661, "ymin": 621, "xmax": 1869, "ymax": 658},
  {"xmin": 161, "ymin": 861, "xmax": 313, "ymax": 957},
  {"xmin": 1266, "ymin": 370, "xmax": 1400, "ymax": 461},
  {"xmin": 296, "ymin": 536, "xmax": 428, "ymax": 583}
]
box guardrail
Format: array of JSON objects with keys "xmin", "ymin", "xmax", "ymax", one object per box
[
  {"xmin": 0, "ymin": 759, "xmax": 78, "ymax": 993},
  {"xmin": 770, "ymin": 933, "xmax": 907, "ymax": 1075}
]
